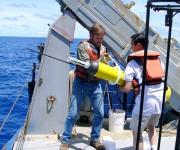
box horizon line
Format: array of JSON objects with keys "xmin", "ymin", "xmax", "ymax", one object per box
[{"xmin": 0, "ymin": 35, "xmax": 84, "ymax": 39}]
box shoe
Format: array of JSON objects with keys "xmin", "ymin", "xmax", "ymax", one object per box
[
  {"xmin": 90, "ymin": 140, "xmax": 105, "ymax": 150},
  {"xmin": 60, "ymin": 143, "xmax": 69, "ymax": 150}
]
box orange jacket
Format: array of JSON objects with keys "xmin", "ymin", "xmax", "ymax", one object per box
[
  {"xmin": 128, "ymin": 50, "xmax": 164, "ymax": 95},
  {"xmin": 75, "ymin": 41, "xmax": 106, "ymax": 80}
]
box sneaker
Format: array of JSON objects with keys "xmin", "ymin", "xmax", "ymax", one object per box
[
  {"xmin": 60, "ymin": 143, "xmax": 69, "ymax": 150},
  {"xmin": 90, "ymin": 140, "xmax": 105, "ymax": 150}
]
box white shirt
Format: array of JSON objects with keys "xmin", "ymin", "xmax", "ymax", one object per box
[{"xmin": 124, "ymin": 59, "xmax": 164, "ymax": 116}]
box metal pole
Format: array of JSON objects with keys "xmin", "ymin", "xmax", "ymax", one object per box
[
  {"xmin": 136, "ymin": 1, "xmax": 151, "ymax": 150},
  {"xmin": 149, "ymin": 0, "xmax": 180, "ymax": 2},
  {"xmin": 175, "ymin": 113, "xmax": 180, "ymax": 150},
  {"xmin": 157, "ymin": 9, "xmax": 173, "ymax": 150},
  {"xmin": 122, "ymin": 93, "xmax": 128, "ymax": 119}
]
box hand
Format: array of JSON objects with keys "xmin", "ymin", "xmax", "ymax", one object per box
[
  {"xmin": 104, "ymin": 53, "xmax": 112, "ymax": 62},
  {"xmin": 100, "ymin": 53, "xmax": 112, "ymax": 64}
]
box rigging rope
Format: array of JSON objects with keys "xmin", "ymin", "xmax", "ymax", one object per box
[{"xmin": 0, "ymin": 71, "xmax": 32, "ymax": 133}]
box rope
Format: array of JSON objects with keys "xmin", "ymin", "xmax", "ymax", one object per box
[
  {"xmin": 104, "ymin": 83, "xmax": 112, "ymax": 111},
  {"xmin": 0, "ymin": 71, "xmax": 32, "ymax": 133}
]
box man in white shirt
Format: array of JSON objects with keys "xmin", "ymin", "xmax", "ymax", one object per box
[{"xmin": 119, "ymin": 33, "xmax": 164, "ymax": 150}]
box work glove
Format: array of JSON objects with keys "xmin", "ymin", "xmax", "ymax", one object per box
[{"xmin": 100, "ymin": 53, "xmax": 112, "ymax": 64}]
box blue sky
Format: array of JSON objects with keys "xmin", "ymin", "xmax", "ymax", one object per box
[
  {"xmin": 0, "ymin": 0, "xmax": 60, "ymax": 37},
  {"xmin": 130, "ymin": 1, "xmax": 180, "ymax": 42},
  {"xmin": 0, "ymin": 0, "xmax": 179, "ymax": 41}
]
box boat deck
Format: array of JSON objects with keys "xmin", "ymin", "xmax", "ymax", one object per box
[{"xmin": 18, "ymin": 119, "xmax": 177, "ymax": 150}]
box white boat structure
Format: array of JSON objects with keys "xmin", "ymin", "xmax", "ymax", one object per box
[{"xmin": 3, "ymin": 0, "xmax": 180, "ymax": 150}]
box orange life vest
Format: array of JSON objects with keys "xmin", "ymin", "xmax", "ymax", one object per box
[
  {"xmin": 128, "ymin": 50, "xmax": 165, "ymax": 95},
  {"xmin": 75, "ymin": 41, "xmax": 106, "ymax": 81}
]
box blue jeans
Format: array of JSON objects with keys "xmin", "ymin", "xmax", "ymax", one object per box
[{"xmin": 62, "ymin": 78, "xmax": 104, "ymax": 144}]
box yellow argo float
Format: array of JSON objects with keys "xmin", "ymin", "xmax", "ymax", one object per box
[
  {"xmin": 93, "ymin": 62, "xmax": 125, "ymax": 85},
  {"xmin": 69, "ymin": 57, "xmax": 171, "ymax": 102},
  {"xmin": 165, "ymin": 86, "xmax": 171, "ymax": 102},
  {"xmin": 88, "ymin": 61, "xmax": 171, "ymax": 102}
]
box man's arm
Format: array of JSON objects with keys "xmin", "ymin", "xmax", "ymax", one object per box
[{"xmin": 119, "ymin": 60, "xmax": 135, "ymax": 93}]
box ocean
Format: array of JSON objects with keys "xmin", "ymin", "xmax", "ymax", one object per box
[
  {"xmin": 0, "ymin": 37, "xmax": 129, "ymax": 149},
  {"xmin": 0, "ymin": 37, "xmax": 84, "ymax": 148},
  {"xmin": 0, "ymin": 37, "xmax": 45, "ymax": 148}
]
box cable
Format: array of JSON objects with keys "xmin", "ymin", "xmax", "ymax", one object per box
[
  {"xmin": 0, "ymin": 71, "xmax": 32, "ymax": 133},
  {"xmin": 26, "ymin": 48, "xmax": 75, "ymax": 66}
]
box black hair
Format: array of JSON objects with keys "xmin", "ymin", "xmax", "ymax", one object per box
[{"xmin": 130, "ymin": 33, "xmax": 148, "ymax": 48}]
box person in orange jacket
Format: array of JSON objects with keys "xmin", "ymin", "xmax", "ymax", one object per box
[
  {"xmin": 119, "ymin": 33, "xmax": 165, "ymax": 150},
  {"xmin": 60, "ymin": 23, "xmax": 107, "ymax": 150}
]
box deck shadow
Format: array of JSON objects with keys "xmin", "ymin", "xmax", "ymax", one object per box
[
  {"xmin": 69, "ymin": 133, "xmax": 91, "ymax": 150},
  {"xmin": 120, "ymin": 146, "xmax": 134, "ymax": 150}
]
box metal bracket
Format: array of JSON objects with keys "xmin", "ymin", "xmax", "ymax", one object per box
[{"xmin": 47, "ymin": 96, "xmax": 56, "ymax": 114}]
